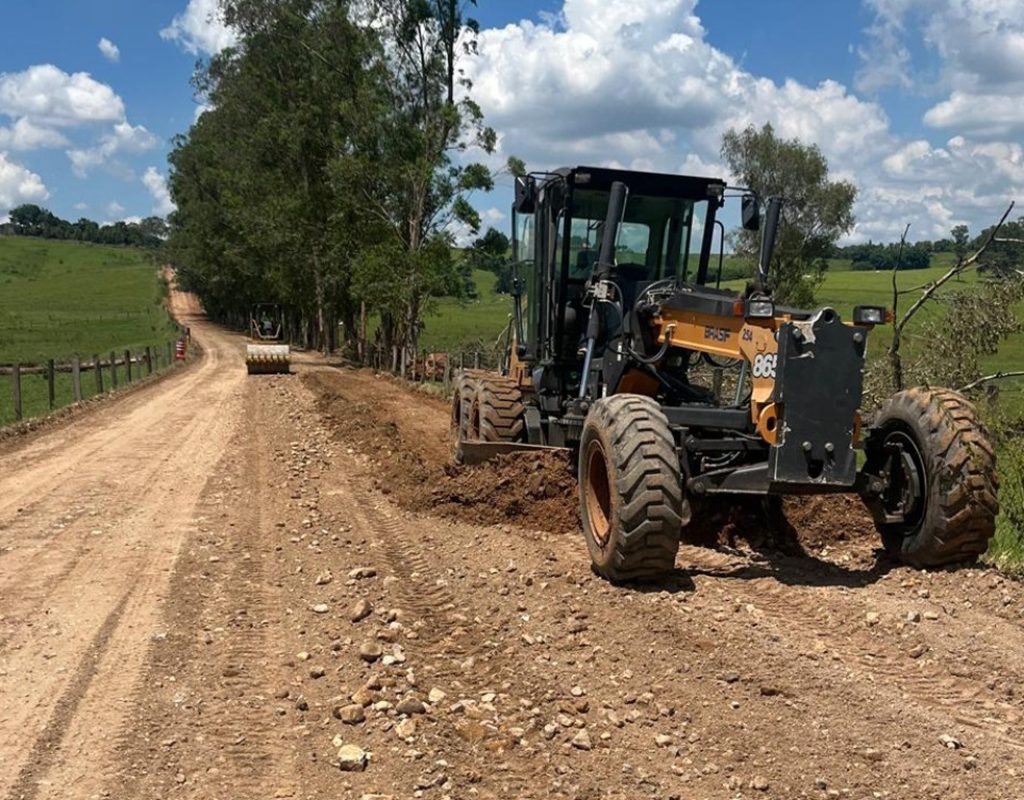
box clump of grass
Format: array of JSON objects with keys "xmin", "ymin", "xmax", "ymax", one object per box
[{"xmin": 987, "ymin": 436, "xmax": 1024, "ymax": 574}]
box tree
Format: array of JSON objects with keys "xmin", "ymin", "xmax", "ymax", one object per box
[
  {"xmin": 721, "ymin": 124, "xmax": 857, "ymax": 306},
  {"xmin": 951, "ymin": 224, "xmax": 970, "ymax": 262},
  {"xmin": 166, "ymin": 0, "xmax": 501, "ymax": 356},
  {"xmin": 357, "ymin": 0, "xmax": 497, "ymax": 353}
]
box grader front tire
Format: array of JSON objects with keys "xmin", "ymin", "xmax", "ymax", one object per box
[
  {"xmin": 865, "ymin": 388, "xmax": 999, "ymax": 567},
  {"xmin": 579, "ymin": 395, "xmax": 684, "ymax": 583}
]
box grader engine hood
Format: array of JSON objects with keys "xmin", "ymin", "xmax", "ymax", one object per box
[{"xmin": 768, "ymin": 309, "xmax": 867, "ymax": 487}]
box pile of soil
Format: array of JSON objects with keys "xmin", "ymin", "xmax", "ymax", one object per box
[{"xmin": 304, "ymin": 370, "xmax": 580, "ymax": 533}]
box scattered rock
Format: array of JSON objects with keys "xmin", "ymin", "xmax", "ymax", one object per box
[
  {"xmin": 337, "ymin": 744, "xmax": 368, "ymax": 772},
  {"xmin": 751, "ymin": 776, "xmax": 770, "ymax": 791},
  {"xmin": 428, "ymin": 688, "xmax": 446, "ymax": 705},
  {"xmin": 865, "ymin": 611, "xmax": 881, "ymax": 626},
  {"xmin": 349, "ymin": 567, "xmax": 377, "ymax": 580},
  {"xmin": 337, "ymin": 704, "xmax": 366, "ymax": 725},
  {"xmin": 359, "ymin": 642, "xmax": 383, "ymax": 663},
  {"xmin": 311, "ymin": 603, "xmax": 330, "ymax": 614},
  {"xmin": 396, "ymin": 718, "xmax": 417, "ymax": 738},
  {"xmin": 350, "ymin": 598, "xmax": 373, "ymax": 623},
  {"xmin": 315, "ymin": 570, "xmax": 333, "ymax": 586},
  {"xmin": 396, "ymin": 696, "xmax": 426, "ymax": 716},
  {"xmin": 940, "ymin": 734, "xmax": 962, "ymax": 750},
  {"xmin": 571, "ymin": 729, "xmax": 592, "ymax": 751},
  {"xmin": 310, "ymin": 666, "xmax": 326, "ymax": 679},
  {"xmin": 908, "ymin": 643, "xmax": 928, "ymax": 659},
  {"xmin": 924, "ymin": 610, "xmax": 940, "ymax": 621},
  {"xmin": 906, "ymin": 610, "xmax": 921, "ymax": 623}
]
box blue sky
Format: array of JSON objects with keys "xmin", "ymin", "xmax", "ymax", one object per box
[{"xmin": 1, "ymin": 1, "xmax": 1022, "ymax": 243}]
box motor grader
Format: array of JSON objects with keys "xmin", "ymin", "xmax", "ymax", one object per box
[
  {"xmin": 246, "ymin": 303, "xmax": 291, "ymax": 375},
  {"xmin": 450, "ymin": 166, "xmax": 998, "ymax": 583}
]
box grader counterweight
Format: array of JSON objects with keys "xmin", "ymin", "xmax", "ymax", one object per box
[{"xmin": 450, "ymin": 166, "xmax": 998, "ymax": 582}]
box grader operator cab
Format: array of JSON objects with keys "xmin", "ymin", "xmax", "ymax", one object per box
[
  {"xmin": 246, "ymin": 303, "xmax": 291, "ymax": 375},
  {"xmin": 451, "ymin": 166, "xmax": 998, "ymax": 583}
]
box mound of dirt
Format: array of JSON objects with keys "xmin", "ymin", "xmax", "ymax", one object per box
[{"xmin": 304, "ymin": 370, "xmax": 580, "ymax": 533}]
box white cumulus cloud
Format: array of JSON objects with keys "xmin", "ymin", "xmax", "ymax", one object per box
[
  {"xmin": 98, "ymin": 37, "xmax": 121, "ymax": 63},
  {"xmin": 0, "ymin": 152, "xmax": 49, "ymax": 218},
  {"xmin": 67, "ymin": 121, "xmax": 160, "ymax": 178},
  {"xmin": 161, "ymin": 0, "xmax": 238, "ymax": 56},
  {"xmin": 0, "ymin": 117, "xmax": 69, "ymax": 151},
  {"xmin": 859, "ymin": 0, "xmax": 1024, "ymax": 137},
  {"xmin": 0, "ymin": 64, "xmax": 125, "ymax": 127},
  {"xmin": 142, "ymin": 166, "xmax": 176, "ymax": 216}
]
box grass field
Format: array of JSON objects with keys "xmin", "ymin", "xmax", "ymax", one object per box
[{"xmin": 0, "ymin": 237, "xmax": 179, "ymax": 425}]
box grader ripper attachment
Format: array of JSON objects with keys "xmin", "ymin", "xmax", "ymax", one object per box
[
  {"xmin": 246, "ymin": 303, "xmax": 291, "ymax": 375},
  {"xmin": 450, "ymin": 166, "xmax": 999, "ymax": 583}
]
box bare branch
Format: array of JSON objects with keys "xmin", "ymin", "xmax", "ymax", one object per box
[
  {"xmin": 895, "ymin": 201, "xmax": 1015, "ymax": 336},
  {"xmin": 959, "ymin": 371, "xmax": 1024, "ymax": 393}
]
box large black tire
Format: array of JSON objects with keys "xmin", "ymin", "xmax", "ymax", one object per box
[
  {"xmin": 449, "ymin": 370, "xmax": 485, "ymax": 464},
  {"xmin": 578, "ymin": 394, "xmax": 685, "ymax": 583},
  {"xmin": 864, "ymin": 388, "xmax": 999, "ymax": 567},
  {"xmin": 475, "ymin": 376, "xmax": 526, "ymax": 443}
]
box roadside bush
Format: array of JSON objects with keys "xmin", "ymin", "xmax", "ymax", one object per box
[{"xmin": 985, "ymin": 411, "xmax": 1024, "ymax": 572}]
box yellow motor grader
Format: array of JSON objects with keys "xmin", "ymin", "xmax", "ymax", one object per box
[{"xmin": 451, "ymin": 166, "xmax": 998, "ymax": 583}]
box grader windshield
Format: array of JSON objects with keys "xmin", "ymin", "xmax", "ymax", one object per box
[
  {"xmin": 562, "ymin": 190, "xmax": 708, "ymax": 283},
  {"xmin": 512, "ymin": 166, "xmax": 727, "ymax": 365}
]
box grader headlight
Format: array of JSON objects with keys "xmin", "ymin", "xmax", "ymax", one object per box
[{"xmin": 744, "ymin": 299, "xmax": 775, "ymax": 320}]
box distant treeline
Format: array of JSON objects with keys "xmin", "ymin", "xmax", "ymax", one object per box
[
  {"xmin": 833, "ymin": 218, "xmax": 1024, "ymax": 273},
  {"xmin": 1, "ymin": 204, "xmax": 168, "ymax": 248}
]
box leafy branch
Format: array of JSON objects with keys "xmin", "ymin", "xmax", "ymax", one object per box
[{"xmin": 888, "ymin": 201, "xmax": 1016, "ymax": 391}]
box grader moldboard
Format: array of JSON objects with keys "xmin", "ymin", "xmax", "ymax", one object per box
[
  {"xmin": 450, "ymin": 166, "xmax": 999, "ymax": 583},
  {"xmin": 246, "ymin": 303, "xmax": 291, "ymax": 375}
]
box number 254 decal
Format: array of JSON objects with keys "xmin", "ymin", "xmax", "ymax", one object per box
[{"xmin": 752, "ymin": 353, "xmax": 778, "ymax": 379}]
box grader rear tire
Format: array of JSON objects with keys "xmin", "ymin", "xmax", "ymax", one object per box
[
  {"xmin": 476, "ymin": 376, "xmax": 526, "ymax": 443},
  {"xmin": 579, "ymin": 394, "xmax": 685, "ymax": 583},
  {"xmin": 449, "ymin": 370, "xmax": 485, "ymax": 464},
  {"xmin": 865, "ymin": 388, "xmax": 999, "ymax": 567}
]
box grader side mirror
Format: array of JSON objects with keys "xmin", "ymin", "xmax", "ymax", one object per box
[
  {"xmin": 741, "ymin": 194, "xmax": 760, "ymax": 232},
  {"xmin": 514, "ymin": 175, "xmax": 536, "ymax": 214}
]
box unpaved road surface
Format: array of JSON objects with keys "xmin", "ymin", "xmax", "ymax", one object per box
[{"xmin": 2, "ymin": 295, "xmax": 1023, "ymax": 800}]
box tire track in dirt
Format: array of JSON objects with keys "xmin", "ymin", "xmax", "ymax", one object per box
[
  {"xmin": 681, "ymin": 547, "xmax": 1024, "ymax": 754},
  {"xmin": 0, "ymin": 293, "xmax": 249, "ymax": 800},
  {"xmin": 285, "ymin": 376, "xmax": 551, "ymax": 798},
  {"xmin": 105, "ymin": 380, "xmax": 301, "ymax": 800},
  {"xmin": 4, "ymin": 588, "xmax": 133, "ymax": 800}
]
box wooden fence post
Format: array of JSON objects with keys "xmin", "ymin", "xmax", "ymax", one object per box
[
  {"xmin": 13, "ymin": 363, "xmax": 22, "ymax": 421},
  {"xmin": 94, "ymin": 354, "xmax": 104, "ymax": 394},
  {"xmin": 110, "ymin": 350, "xmax": 118, "ymax": 388},
  {"xmin": 125, "ymin": 349, "xmax": 132, "ymax": 382},
  {"xmin": 145, "ymin": 346, "xmax": 153, "ymax": 376},
  {"xmin": 47, "ymin": 359, "xmax": 55, "ymax": 410},
  {"xmin": 474, "ymin": 351, "xmax": 481, "ymax": 369},
  {"xmin": 72, "ymin": 355, "xmax": 82, "ymax": 403}
]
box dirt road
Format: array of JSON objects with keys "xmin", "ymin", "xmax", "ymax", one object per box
[{"xmin": 2, "ymin": 296, "xmax": 1023, "ymax": 800}]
